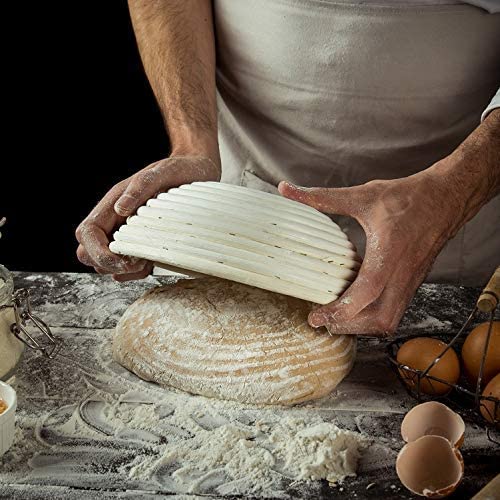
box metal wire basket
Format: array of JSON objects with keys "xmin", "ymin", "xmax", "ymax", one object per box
[{"xmin": 387, "ymin": 267, "xmax": 499, "ymax": 445}]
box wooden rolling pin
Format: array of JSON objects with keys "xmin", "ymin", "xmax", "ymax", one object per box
[{"xmin": 477, "ymin": 266, "xmax": 500, "ymax": 313}]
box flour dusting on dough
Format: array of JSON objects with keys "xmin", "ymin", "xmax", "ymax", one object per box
[{"xmin": 113, "ymin": 278, "xmax": 356, "ymax": 405}]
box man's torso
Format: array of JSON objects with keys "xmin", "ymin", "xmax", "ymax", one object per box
[{"xmin": 214, "ymin": 0, "xmax": 500, "ymax": 284}]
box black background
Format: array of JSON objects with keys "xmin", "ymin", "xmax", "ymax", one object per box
[{"xmin": 1, "ymin": 2, "xmax": 168, "ymax": 272}]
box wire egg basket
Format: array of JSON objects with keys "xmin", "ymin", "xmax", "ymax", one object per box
[{"xmin": 387, "ymin": 267, "xmax": 499, "ymax": 445}]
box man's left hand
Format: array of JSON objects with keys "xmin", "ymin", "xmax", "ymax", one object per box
[
  {"xmin": 280, "ymin": 109, "xmax": 500, "ymax": 336},
  {"xmin": 279, "ymin": 163, "xmax": 465, "ymax": 336}
]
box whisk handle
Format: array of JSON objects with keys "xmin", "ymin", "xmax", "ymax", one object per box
[{"xmin": 477, "ymin": 266, "xmax": 500, "ymax": 313}]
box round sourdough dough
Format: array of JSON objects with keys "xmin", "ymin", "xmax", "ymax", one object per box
[{"xmin": 113, "ymin": 278, "xmax": 356, "ymax": 405}]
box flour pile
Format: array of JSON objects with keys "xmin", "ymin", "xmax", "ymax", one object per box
[{"xmin": 270, "ymin": 420, "xmax": 366, "ymax": 483}]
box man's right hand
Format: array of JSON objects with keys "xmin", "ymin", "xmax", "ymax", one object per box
[{"xmin": 75, "ymin": 155, "xmax": 220, "ymax": 281}]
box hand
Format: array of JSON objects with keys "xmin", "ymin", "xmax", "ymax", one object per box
[
  {"xmin": 278, "ymin": 164, "xmax": 466, "ymax": 336},
  {"xmin": 76, "ymin": 155, "xmax": 220, "ymax": 281}
]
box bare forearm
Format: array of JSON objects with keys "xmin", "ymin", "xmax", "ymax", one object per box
[
  {"xmin": 424, "ymin": 109, "xmax": 500, "ymax": 233},
  {"xmin": 128, "ymin": 0, "xmax": 219, "ymax": 162}
]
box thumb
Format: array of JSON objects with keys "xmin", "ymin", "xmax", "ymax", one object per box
[
  {"xmin": 114, "ymin": 156, "xmax": 220, "ymax": 217},
  {"xmin": 278, "ymin": 181, "xmax": 361, "ymax": 217},
  {"xmin": 115, "ymin": 163, "xmax": 164, "ymax": 217}
]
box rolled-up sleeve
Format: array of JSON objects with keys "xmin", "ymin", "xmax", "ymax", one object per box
[{"xmin": 481, "ymin": 87, "xmax": 500, "ymax": 121}]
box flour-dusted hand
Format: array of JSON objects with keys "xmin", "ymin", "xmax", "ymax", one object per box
[
  {"xmin": 76, "ymin": 156, "xmax": 220, "ymax": 281},
  {"xmin": 279, "ymin": 111, "xmax": 500, "ymax": 336},
  {"xmin": 279, "ymin": 174, "xmax": 460, "ymax": 336}
]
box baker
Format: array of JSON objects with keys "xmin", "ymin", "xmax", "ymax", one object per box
[{"xmin": 76, "ymin": 0, "xmax": 500, "ymax": 336}]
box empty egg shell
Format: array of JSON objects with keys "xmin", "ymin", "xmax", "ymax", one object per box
[
  {"xmin": 396, "ymin": 435, "xmax": 464, "ymax": 498},
  {"xmin": 401, "ymin": 401, "xmax": 465, "ymax": 448}
]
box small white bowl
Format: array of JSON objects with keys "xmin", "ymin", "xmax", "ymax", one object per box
[{"xmin": 0, "ymin": 380, "xmax": 17, "ymax": 457}]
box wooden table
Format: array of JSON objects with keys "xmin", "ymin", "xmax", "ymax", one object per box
[{"xmin": 0, "ymin": 272, "xmax": 498, "ymax": 499}]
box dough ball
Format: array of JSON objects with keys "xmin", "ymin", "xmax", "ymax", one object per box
[{"xmin": 113, "ymin": 277, "xmax": 356, "ymax": 405}]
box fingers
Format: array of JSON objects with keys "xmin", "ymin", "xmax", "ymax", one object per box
[
  {"xmin": 96, "ymin": 263, "xmax": 152, "ymax": 280},
  {"xmin": 321, "ymin": 302, "xmax": 395, "ymax": 337},
  {"xmin": 76, "ymin": 222, "xmax": 147, "ymax": 274},
  {"xmin": 114, "ymin": 163, "xmax": 162, "ymax": 217},
  {"xmin": 318, "ymin": 279, "xmax": 408, "ymax": 337},
  {"xmin": 79, "ymin": 241, "xmax": 151, "ymax": 279},
  {"xmin": 309, "ymin": 240, "xmax": 395, "ymax": 327},
  {"xmin": 278, "ymin": 180, "xmax": 384, "ymax": 327},
  {"xmin": 321, "ymin": 276, "xmax": 412, "ymax": 337},
  {"xmin": 278, "ymin": 181, "xmax": 362, "ymax": 217},
  {"xmin": 76, "ymin": 245, "xmax": 94, "ymax": 267},
  {"xmin": 114, "ymin": 156, "xmax": 221, "ymax": 218},
  {"xmin": 76, "ymin": 178, "xmax": 147, "ymax": 274},
  {"xmin": 314, "ymin": 245, "xmax": 429, "ymax": 337},
  {"xmin": 78, "ymin": 156, "xmax": 221, "ymax": 277},
  {"xmin": 112, "ymin": 262, "xmax": 153, "ymax": 282}
]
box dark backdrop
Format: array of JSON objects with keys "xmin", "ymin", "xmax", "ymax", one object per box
[{"xmin": 1, "ymin": 2, "xmax": 168, "ymax": 272}]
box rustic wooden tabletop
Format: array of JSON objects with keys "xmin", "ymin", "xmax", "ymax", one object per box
[{"xmin": 0, "ymin": 272, "xmax": 498, "ymax": 499}]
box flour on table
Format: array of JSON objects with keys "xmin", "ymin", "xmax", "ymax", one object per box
[
  {"xmin": 3, "ymin": 353, "xmax": 368, "ymax": 498},
  {"xmin": 84, "ymin": 393, "xmax": 369, "ymax": 495},
  {"xmin": 411, "ymin": 315, "xmax": 453, "ymax": 330}
]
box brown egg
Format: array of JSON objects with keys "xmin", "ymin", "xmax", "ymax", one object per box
[
  {"xmin": 461, "ymin": 321, "xmax": 500, "ymax": 387},
  {"xmin": 480, "ymin": 373, "xmax": 500, "ymax": 427},
  {"xmin": 396, "ymin": 435, "xmax": 464, "ymax": 498},
  {"xmin": 397, "ymin": 338, "xmax": 460, "ymax": 395},
  {"xmin": 401, "ymin": 401, "xmax": 465, "ymax": 448}
]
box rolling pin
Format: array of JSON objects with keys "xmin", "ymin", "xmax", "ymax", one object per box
[{"xmin": 477, "ymin": 266, "xmax": 500, "ymax": 313}]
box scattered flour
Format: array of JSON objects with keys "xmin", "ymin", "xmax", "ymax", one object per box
[
  {"xmin": 16, "ymin": 380, "xmax": 369, "ymax": 496},
  {"xmin": 0, "ymin": 426, "xmax": 42, "ymax": 473},
  {"xmin": 411, "ymin": 315, "xmax": 452, "ymax": 330},
  {"xmin": 96, "ymin": 396, "xmax": 369, "ymax": 495}
]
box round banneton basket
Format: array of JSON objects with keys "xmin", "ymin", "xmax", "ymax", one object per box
[
  {"xmin": 110, "ymin": 181, "xmax": 361, "ymax": 305},
  {"xmin": 387, "ymin": 283, "xmax": 499, "ymax": 445}
]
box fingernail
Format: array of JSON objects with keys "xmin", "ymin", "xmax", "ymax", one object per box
[
  {"xmin": 114, "ymin": 195, "xmax": 136, "ymax": 216},
  {"xmin": 124, "ymin": 256, "xmax": 141, "ymax": 266},
  {"xmin": 308, "ymin": 312, "xmax": 325, "ymax": 328},
  {"xmin": 123, "ymin": 257, "xmax": 148, "ymax": 273},
  {"xmin": 278, "ymin": 181, "xmax": 292, "ymax": 193}
]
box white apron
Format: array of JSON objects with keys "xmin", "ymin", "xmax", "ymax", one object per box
[{"xmin": 214, "ymin": 0, "xmax": 500, "ymax": 286}]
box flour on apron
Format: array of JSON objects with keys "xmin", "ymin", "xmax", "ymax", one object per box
[{"xmin": 214, "ymin": 0, "xmax": 500, "ymax": 285}]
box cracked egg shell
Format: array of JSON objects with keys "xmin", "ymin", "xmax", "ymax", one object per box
[
  {"xmin": 401, "ymin": 401, "xmax": 465, "ymax": 448},
  {"xmin": 396, "ymin": 435, "xmax": 464, "ymax": 498}
]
